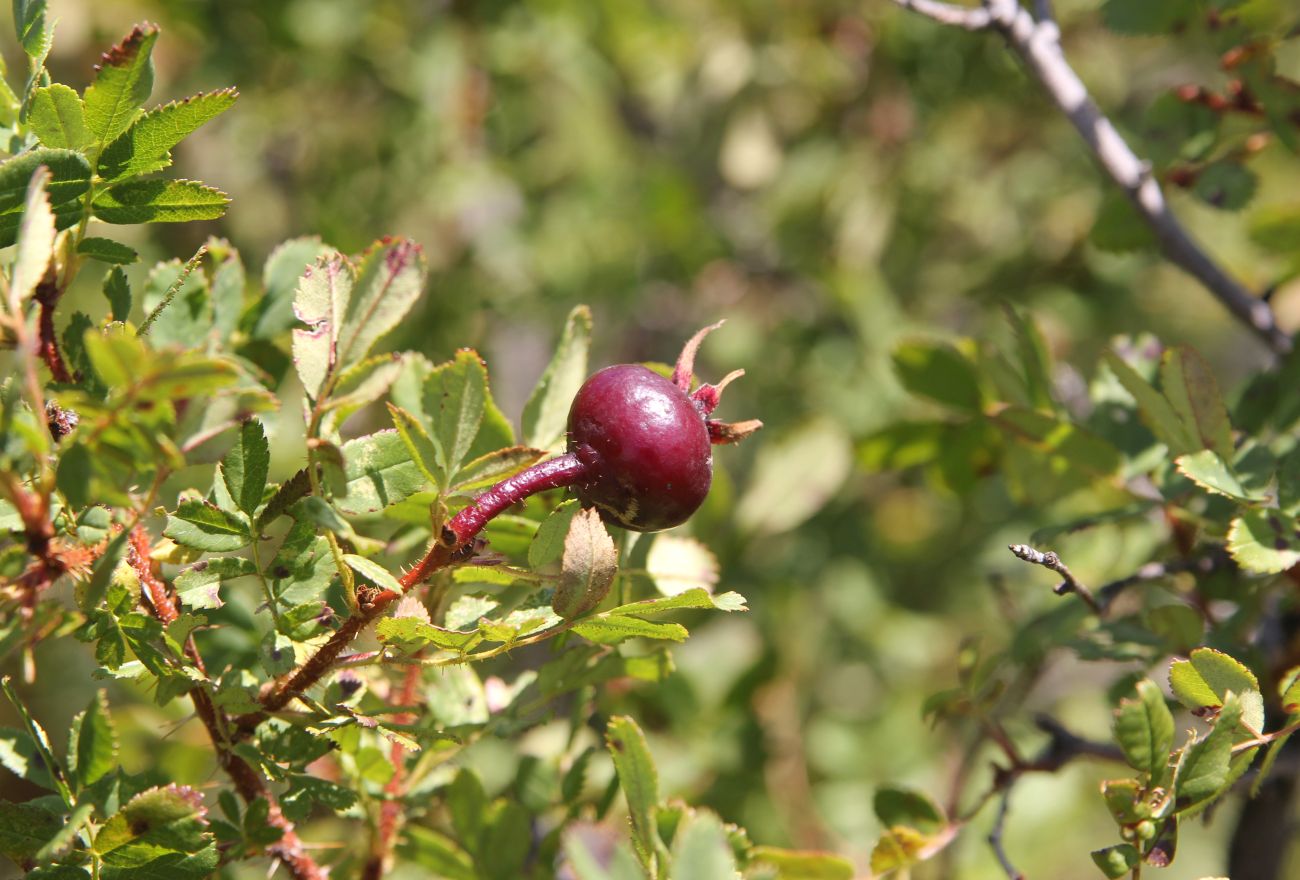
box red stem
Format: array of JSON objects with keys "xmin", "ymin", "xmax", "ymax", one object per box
[{"xmin": 33, "ymin": 273, "xmax": 70, "ymax": 384}]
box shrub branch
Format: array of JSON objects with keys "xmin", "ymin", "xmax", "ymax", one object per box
[{"xmin": 892, "ymin": 0, "xmax": 1292, "ymax": 355}]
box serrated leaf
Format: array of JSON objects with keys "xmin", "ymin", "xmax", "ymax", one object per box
[
  {"xmin": 1103, "ymin": 349, "xmax": 1196, "ymax": 454},
  {"xmin": 10, "ymin": 166, "xmax": 54, "ymax": 309},
  {"xmin": 1175, "ymin": 694, "xmax": 1241, "ymax": 812},
  {"xmin": 1227, "ymin": 509, "xmax": 1300, "ymax": 574},
  {"xmin": 572, "ymin": 615, "xmax": 688, "ymax": 645},
  {"xmin": 523, "ymin": 305, "xmax": 592, "ymax": 451},
  {"xmin": 0, "ymin": 726, "xmax": 56, "ymax": 789},
  {"xmin": 892, "ymin": 339, "xmax": 982, "ymax": 412},
  {"xmin": 1175, "ymin": 450, "xmax": 1264, "ymax": 504},
  {"xmin": 387, "ymin": 403, "xmax": 441, "ymax": 488},
  {"xmin": 102, "ymin": 265, "xmax": 131, "ymax": 320},
  {"xmin": 291, "ymin": 254, "xmax": 352, "ymax": 399},
  {"xmin": 1115, "ymin": 679, "xmax": 1175, "ymax": 778},
  {"xmin": 553, "ymin": 508, "xmax": 617, "ymax": 619},
  {"xmin": 174, "ymin": 557, "xmax": 255, "ymax": 609},
  {"xmin": 163, "ymin": 499, "xmax": 250, "ymax": 552},
  {"xmin": 423, "ymin": 349, "xmax": 487, "ymax": 486},
  {"xmin": 451, "ymin": 446, "xmax": 546, "ymax": 492},
  {"xmin": 98, "ymin": 88, "xmax": 238, "ymax": 182},
  {"xmin": 335, "ymin": 238, "xmax": 426, "ymax": 372},
  {"xmin": 529, "ymin": 500, "xmax": 580, "ymax": 569},
  {"xmin": 398, "ymin": 826, "xmax": 475, "ymax": 880},
  {"xmin": 0, "ymin": 147, "xmax": 91, "ymax": 213},
  {"xmin": 13, "ymin": 0, "xmax": 48, "ymax": 58},
  {"xmin": 78, "ymin": 236, "xmax": 139, "ymax": 265},
  {"xmin": 29, "ymin": 84, "xmax": 89, "ymax": 149},
  {"xmin": 94, "ymin": 784, "xmax": 211, "ymax": 860},
  {"xmin": 83, "ymin": 24, "xmax": 158, "ymax": 144},
  {"xmin": 1169, "ymin": 647, "xmax": 1262, "ymax": 733},
  {"xmin": 336, "ymin": 429, "xmax": 429, "ymax": 517},
  {"xmin": 321, "ymin": 353, "xmax": 402, "ymax": 420},
  {"xmin": 0, "ymin": 800, "xmax": 63, "ymax": 863},
  {"xmin": 606, "ymin": 716, "xmax": 659, "ymax": 869},
  {"xmin": 1161, "ymin": 346, "xmax": 1233, "ymax": 459},
  {"xmin": 221, "ymin": 420, "xmax": 269, "ymax": 515},
  {"xmin": 68, "ymin": 690, "xmax": 116, "ymax": 789},
  {"xmin": 607, "ymin": 588, "xmax": 747, "ymax": 617},
  {"xmin": 92, "ymin": 179, "xmax": 229, "ymax": 224},
  {"xmin": 375, "ymin": 615, "xmax": 482, "ymax": 654}
]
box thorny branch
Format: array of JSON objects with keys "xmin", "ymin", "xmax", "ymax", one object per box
[{"xmin": 891, "ymin": 0, "xmax": 1292, "ymax": 355}]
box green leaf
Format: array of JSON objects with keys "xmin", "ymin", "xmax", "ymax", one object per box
[
  {"xmin": 553, "ymin": 508, "xmax": 618, "ymax": 619},
  {"xmin": 29, "ymin": 84, "xmax": 89, "ymax": 149},
  {"xmin": 164, "ymin": 499, "xmax": 251, "ymax": 552},
  {"xmin": 10, "ymin": 166, "xmax": 55, "ymax": 309},
  {"xmin": 0, "ymin": 800, "xmax": 63, "ymax": 863},
  {"xmin": 320, "ymin": 353, "xmax": 403, "ymax": 421},
  {"xmin": 1114, "ymin": 679, "xmax": 1175, "ymax": 779},
  {"xmin": 209, "ymin": 246, "xmax": 244, "ymax": 339},
  {"xmin": 892, "ymin": 340, "xmax": 982, "ymax": 412},
  {"xmin": 102, "ymin": 266, "xmax": 131, "ymax": 320},
  {"xmin": 174, "ymin": 557, "xmax": 255, "ymax": 610},
  {"xmin": 1175, "ymin": 693, "xmax": 1241, "ymax": 813},
  {"xmin": 1101, "ymin": 0, "xmax": 1195, "ymax": 34},
  {"xmin": 523, "ymin": 304, "xmax": 592, "ymax": 451},
  {"xmin": 873, "ymin": 787, "xmax": 945, "ymax": 835},
  {"xmin": 387, "ymin": 403, "xmax": 442, "ymax": 488},
  {"xmin": 573, "ymin": 615, "xmax": 688, "ymax": 645},
  {"xmin": 92, "ymin": 179, "xmax": 229, "ymax": 224},
  {"xmin": 480, "ymin": 801, "xmax": 531, "ymax": 880},
  {"xmin": 94, "ymin": 784, "xmax": 211, "ymax": 860},
  {"xmin": 82, "ymin": 23, "xmax": 159, "ymax": 144},
  {"xmin": 221, "ymin": 420, "xmax": 269, "ymax": 515},
  {"xmin": 451, "ymin": 445, "xmax": 546, "ymax": 492},
  {"xmin": 529, "ymin": 500, "xmax": 580, "ymax": 569},
  {"xmin": 1175, "ymin": 450, "xmax": 1264, "ymax": 504},
  {"xmin": 423, "ymin": 349, "xmax": 488, "ymax": 485},
  {"xmin": 1161, "ymin": 346, "xmax": 1234, "ymax": 460},
  {"xmin": 374, "ymin": 616, "xmax": 482, "ymax": 653},
  {"xmin": 101, "ymin": 847, "xmax": 219, "ymax": 880},
  {"xmin": 67, "ymin": 690, "xmax": 116, "ymax": 789},
  {"xmin": 336, "ymin": 429, "xmax": 429, "ymax": 517},
  {"xmin": 606, "ymin": 716, "xmax": 660, "ymax": 870},
  {"xmin": 1144, "ymin": 92, "xmax": 1218, "ymax": 168},
  {"xmin": 607, "ymin": 588, "xmax": 747, "ymax": 617},
  {"xmin": 13, "ymin": 0, "xmax": 49, "ymax": 58},
  {"xmin": 78, "ymin": 236, "xmax": 139, "ymax": 265},
  {"xmin": 97, "ymin": 88, "xmax": 238, "ymax": 182},
  {"xmin": 1282, "ymin": 666, "xmax": 1300, "ymax": 714},
  {"xmin": 1102, "ymin": 349, "xmax": 1196, "ymax": 455},
  {"xmin": 1227, "ymin": 509, "xmax": 1300, "ymax": 575},
  {"xmin": 447, "ymin": 768, "xmax": 487, "ymax": 856},
  {"xmin": 1091, "ymin": 844, "xmax": 1140, "ymax": 879},
  {"xmin": 335, "ymin": 238, "xmax": 426, "ymax": 371},
  {"xmin": 249, "ymin": 236, "xmax": 333, "ymax": 339},
  {"xmin": 669, "ymin": 810, "xmax": 738, "ymax": 880},
  {"xmin": 1192, "ymin": 161, "xmax": 1257, "ymax": 212},
  {"xmin": 0, "ymin": 726, "xmax": 56, "ymax": 789},
  {"xmin": 0, "ymin": 147, "xmax": 91, "ymax": 213},
  {"xmin": 140, "ymin": 255, "xmax": 211, "ymax": 345},
  {"xmin": 398, "ymin": 826, "xmax": 475, "ymax": 880},
  {"xmin": 1169, "ymin": 647, "xmax": 1263, "ymax": 733},
  {"xmin": 750, "ymin": 847, "xmax": 855, "ymax": 880},
  {"xmin": 342, "ymin": 553, "xmax": 402, "ymax": 593},
  {"xmin": 737, "ymin": 418, "xmax": 853, "ymax": 535}
]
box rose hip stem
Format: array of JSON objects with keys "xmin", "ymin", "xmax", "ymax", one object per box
[
  {"xmin": 394, "ymin": 452, "xmax": 588, "ymax": 592},
  {"xmin": 240, "ymin": 453, "xmax": 590, "ymax": 729}
]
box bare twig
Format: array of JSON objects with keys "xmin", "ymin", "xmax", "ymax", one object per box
[
  {"xmin": 988, "ymin": 788, "xmax": 1024, "ymax": 880},
  {"xmin": 1008, "ymin": 544, "xmax": 1102, "ymax": 614},
  {"xmin": 893, "ymin": 0, "xmax": 1292, "ymax": 355}
]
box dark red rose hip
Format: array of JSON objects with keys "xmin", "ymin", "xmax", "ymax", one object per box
[{"xmin": 566, "ymin": 363, "xmax": 714, "ymax": 531}]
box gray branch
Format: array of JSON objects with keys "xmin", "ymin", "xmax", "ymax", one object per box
[{"xmin": 892, "ymin": 0, "xmax": 1292, "ymax": 355}]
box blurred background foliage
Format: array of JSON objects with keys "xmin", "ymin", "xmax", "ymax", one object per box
[{"xmin": 8, "ymin": 0, "xmax": 1300, "ymax": 876}]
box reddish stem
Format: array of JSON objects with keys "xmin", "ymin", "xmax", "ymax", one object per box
[
  {"xmin": 33, "ymin": 273, "xmax": 70, "ymax": 384},
  {"xmin": 241, "ymin": 453, "xmax": 590, "ymax": 731},
  {"xmin": 362, "ymin": 662, "xmax": 423, "ymax": 880}
]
